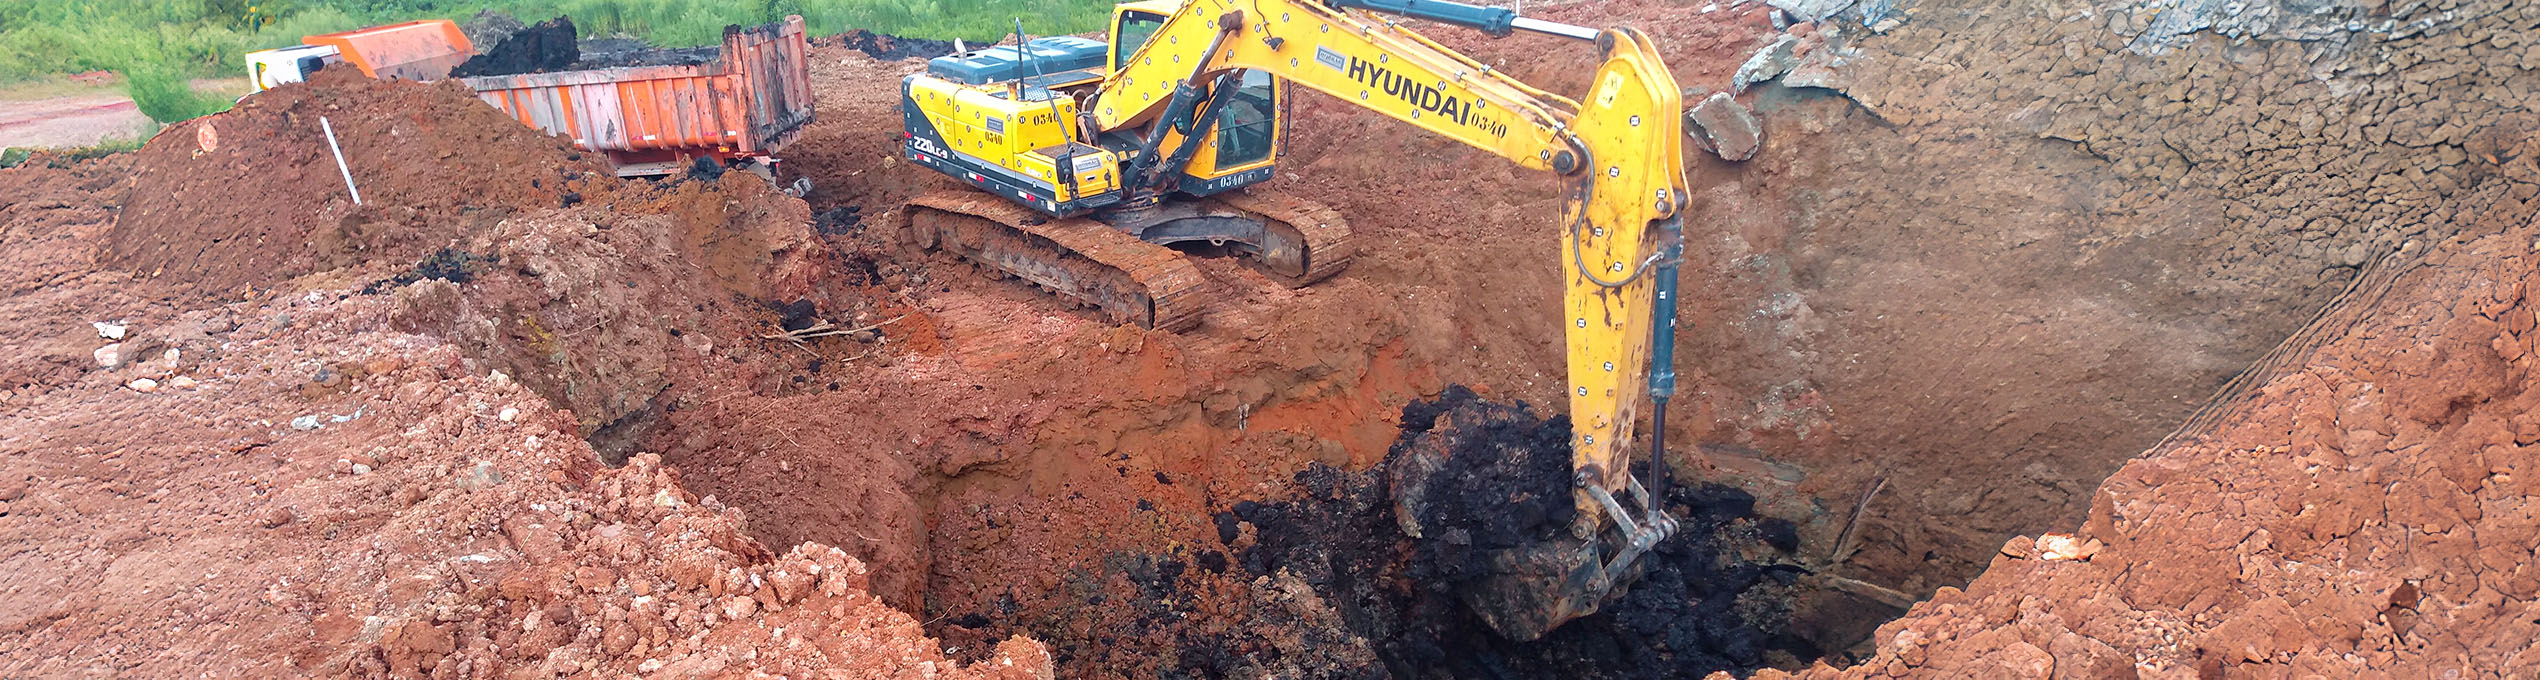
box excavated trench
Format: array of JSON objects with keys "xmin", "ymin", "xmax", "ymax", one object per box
[
  {"xmin": 585, "ymin": 306, "xmax": 1882, "ymax": 677},
  {"xmin": 378, "ymin": 0, "xmax": 2537, "ymax": 674},
  {"xmin": 35, "ymin": 0, "xmax": 2528, "ymax": 670}
]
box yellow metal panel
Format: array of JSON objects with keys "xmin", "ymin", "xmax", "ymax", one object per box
[
  {"xmin": 1557, "ymin": 28, "xmax": 1685, "ymax": 495},
  {"xmin": 908, "ymin": 74, "xmax": 1121, "ymax": 203},
  {"xmin": 1093, "ymin": 0, "xmax": 1569, "ymax": 171}
]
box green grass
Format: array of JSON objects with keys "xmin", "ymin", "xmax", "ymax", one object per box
[
  {"xmin": 1, "ymin": 0, "xmax": 1116, "ymax": 124},
  {"xmin": 122, "ymin": 62, "xmax": 229, "ymax": 122},
  {"xmin": 1, "ymin": 136, "xmax": 145, "ymax": 168}
]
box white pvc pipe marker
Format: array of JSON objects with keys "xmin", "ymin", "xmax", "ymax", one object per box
[{"xmin": 319, "ymin": 116, "xmax": 363, "ymax": 206}]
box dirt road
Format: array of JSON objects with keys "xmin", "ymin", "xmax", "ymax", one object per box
[{"xmin": 0, "ymin": 94, "xmax": 148, "ymax": 149}]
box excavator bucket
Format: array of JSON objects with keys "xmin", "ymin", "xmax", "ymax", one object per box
[
  {"xmin": 1453, "ymin": 529, "xmax": 1620, "ymax": 641},
  {"xmin": 1385, "ymin": 388, "xmax": 1659, "ymax": 641}
]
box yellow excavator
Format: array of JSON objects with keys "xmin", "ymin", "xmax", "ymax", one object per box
[{"xmin": 896, "ymin": 0, "xmax": 1690, "ymax": 640}]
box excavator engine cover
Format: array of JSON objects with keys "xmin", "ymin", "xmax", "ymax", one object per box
[
  {"xmin": 1385, "ymin": 388, "xmax": 1638, "ymax": 641},
  {"xmin": 924, "ymin": 36, "xmax": 1107, "ymax": 85}
]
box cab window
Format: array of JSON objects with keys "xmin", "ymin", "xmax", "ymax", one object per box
[
  {"xmin": 1214, "ymin": 70, "xmax": 1276, "ymax": 168},
  {"xmin": 1112, "ymin": 11, "xmax": 1166, "ymax": 71}
]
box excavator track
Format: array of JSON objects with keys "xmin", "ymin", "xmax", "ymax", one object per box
[
  {"xmin": 1200, "ymin": 190, "xmax": 1357, "ymax": 286},
  {"xmin": 902, "ymin": 192, "xmax": 1212, "ymax": 332}
]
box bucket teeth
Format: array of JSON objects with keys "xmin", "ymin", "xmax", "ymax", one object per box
[{"xmin": 902, "ymin": 191, "xmax": 1211, "ymax": 331}]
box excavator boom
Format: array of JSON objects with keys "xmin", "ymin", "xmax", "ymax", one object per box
[{"xmin": 1091, "ymin": 0, "xmax": 1692, "ymax": 639}]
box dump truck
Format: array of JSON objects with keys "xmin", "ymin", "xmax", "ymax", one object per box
[{"xmin": 246, "ymin": 16, "xmax": 815, "ymax": 177}]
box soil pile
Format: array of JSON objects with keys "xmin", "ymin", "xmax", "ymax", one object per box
[
  {"xmin": 379, "ymin": 183, "xmax": 831, "ymax": 444},
  {"xmin": 576, "ymin": 39, "xmax": 718, "ymax": 69},
  {"xmin": 827, "ymin": 29, "xmax": 959, "ymax": 61},
  {"xmin": 1387, "ymin": 386, "xmax": 1577, "ymax": 562},
  {"xmin": 0, "ymin": 155, "xmax": 137, "ymax": 389},
  {"xmin": 450, "ymin": 16, "xmax": 579, "ymax": 77},
  {"xmin": 1208, "ymin": 387, "xmax": 1812, "ymax": 679},
  {"xmin": 0, "ymin": 160, "xmax": 1043, "ymax": 677},
  {"xmin": 103, "ymin": 68, "xmax": 610, "ymax": 295}
]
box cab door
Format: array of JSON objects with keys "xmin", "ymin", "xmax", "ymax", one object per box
[
  {"xmin": 1205, "ymin": 70, "xmax": 1278, "ymax": 171},
  {"xmin": 1181, "ymin": 70, "xmax": 1281, "ymax": 193}
]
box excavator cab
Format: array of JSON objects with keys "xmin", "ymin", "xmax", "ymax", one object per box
[{"xmin": 1108, "ymin": 3, "xmax": 1286, "ymax": 195}]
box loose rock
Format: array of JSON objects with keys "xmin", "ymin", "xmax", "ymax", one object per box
[
  {"xmin": 1687, "ymin": 92, "xmax": 1765, "ymax": 161},
  {"xmin": 454, "ymin": 461, "xmax": 505, "ymax": 491},
  {"xmin": 1733, "ymin": 35, "xmax": 1800, "ymax": 94},
  {"xmin": 93, "ymin": 343, "xmax": 129, "ymax": 369}
]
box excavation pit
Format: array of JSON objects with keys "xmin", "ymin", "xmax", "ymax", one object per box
[{"xmin": 7, "ymin": 0, "xmax": 2536, "ymax": 675}]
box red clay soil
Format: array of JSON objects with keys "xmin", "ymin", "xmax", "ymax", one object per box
[
  {"xmin": 1686, "ymin": 0, "xmax": 2540, "ymax": 611},
  {"xmin": 104, "ymin": 68, "xmax": 613, "ymax": 296},
  {"xmin": 4, "ymin": 0, "xmax": 2536, "ymax": 675},
  {"xmin": 1768, "ymin": 181, "xmax": 2540, "ymax": 678},
  {"xmin": 0, "ymin": 76, "xmax": 1042, "ymax": 677},
  {"xmin": 765, "ymin": 0, "xmax": 2540, "ymax": 672}
]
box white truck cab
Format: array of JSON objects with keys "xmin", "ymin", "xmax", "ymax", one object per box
[{"xmin": 245, "ymin": 44, "xmax": 343, "ymax": 92}]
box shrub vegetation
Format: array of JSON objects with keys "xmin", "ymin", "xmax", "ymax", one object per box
[{"xmin": 1, "ymin": 0, "xmax": 1112, "ymax": 123}]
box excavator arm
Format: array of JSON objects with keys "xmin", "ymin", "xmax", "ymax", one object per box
[{"xmin": 1091, "ymin": 0, "xmax": 1692, "ymax": 640}]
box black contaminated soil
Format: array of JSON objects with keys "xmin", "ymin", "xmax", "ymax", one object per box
[
  {"xmin": 1386, "ymin": 386, "xmax": 1579, "ymax": 587},
  {"xmin": 1230, "ymin": 386, "xmax": 1819, "ymax": 678},
  {"xmin": 364, "ymin": 247, "xmax": 490, "ymax": 294},
  {"xmin": 577, "ymin": 39, "xmax": 718, "ymax": 68},
  {"xmin": 829, "ymin": 29, "xmax": 960, "ymax": 61},
  {"xmin": 452, "ymin": 15, "xmax": 722, "ymax": 79},
  {"xmin": 451, "ymin": 16, "xmax": 578, "ymax": 78},
  {"xmin": 938, "ymin": 386, "xmax": 1821, "ymax": 678}
]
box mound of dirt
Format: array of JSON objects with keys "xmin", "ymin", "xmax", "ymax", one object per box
[
  {"xmin": 1223, "ymin": 387, "xmax": 1812, "ymax": 679},
  {"xmin": 1387, "ymin": 386, "xmax": 1577, "ymax": 562},
  {"xmin": 575, "ymin": 39, "xmax": 719, "ymax": 69},
  {"xmin": 103, "ymin": 68, "xmax": 611, "ymax": 295},
  {"xmin": 450, "ymin": 16, "xmax": 579, "ymax": 78},
  {"xmin": 826, "ymin": 29, "xmax": 959, "ymax": 61},
  {"xmin": 0, "ymin": 231, "xmax": 1046, "ymax": 676},
  {"xmin": 0, "ymin": 155, "xmax": 137, "ymax": 389}
]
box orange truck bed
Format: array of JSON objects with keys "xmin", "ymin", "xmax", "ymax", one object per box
[
  {"xmin": 457, "ymin": 16, "xmax": 817, "ymax": 175},
  {"xmin": 304, "ymin": 20, "xmax": 476, "ymax": 82}
]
